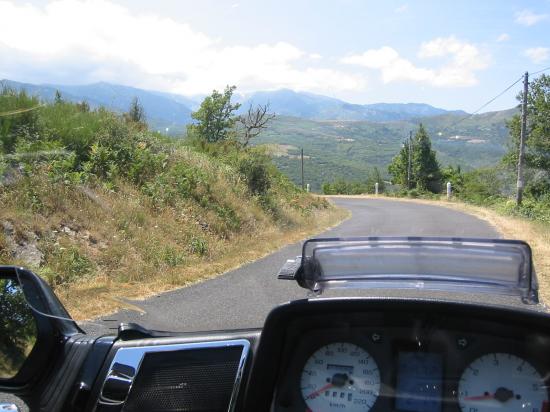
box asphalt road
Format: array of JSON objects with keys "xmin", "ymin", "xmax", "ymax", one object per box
[{"xmin": 82, "ymin": 197, "xmax": 518, "ymax": 335}]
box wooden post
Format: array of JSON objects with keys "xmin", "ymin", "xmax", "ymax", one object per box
[
  {"xmin": 516, "ymin": 72, "xmax": 529, "ymax": 206},
  {"xmin": 301, "ymin": 148, "xmax": 305, "ymax": 191}
]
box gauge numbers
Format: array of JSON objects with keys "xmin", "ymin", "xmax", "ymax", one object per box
[
  {"xmin": 458, "ymin": 353, "xmax": 548, "ymax": 412},
  {"xmin": 300, "ymin": 342, "xmax": 380, "ymax": 412}
]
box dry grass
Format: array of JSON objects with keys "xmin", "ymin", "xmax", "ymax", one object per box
[
  {"xmin": 0, "ymin": 145, "xmax": 349, "ymax": 320},
  {"xmin": 0, "ymin": 179, "xmax": 348, "ymax": 320},
  {"xmin": 57, "ymin": 206, "xmax": 347, "ymax": 320},
  {"xmin": 325, "ymin": 195, "xmax": 550, "ymax": 305}
]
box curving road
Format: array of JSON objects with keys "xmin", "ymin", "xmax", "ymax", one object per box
[{"xmin": 82, "ymin": 197, "xmax": 515, "ymax": 335}]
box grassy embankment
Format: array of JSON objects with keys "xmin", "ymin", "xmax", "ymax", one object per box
[
  {"xmin": 0, "ymin": 91, "xmax": 348, "ymax": 320},
  {"xmin": 327, "ymin": 194, "xmax": 550, "ymax": 305}
]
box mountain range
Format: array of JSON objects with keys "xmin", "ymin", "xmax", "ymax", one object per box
[{"xmin": 2, "ymin": 79, "xmax": 468, "ymax": 129}]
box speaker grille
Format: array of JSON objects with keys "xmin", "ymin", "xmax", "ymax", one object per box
[{"xmin": 122, "ymin": 346, "xmax": 242, "ymax": 412}]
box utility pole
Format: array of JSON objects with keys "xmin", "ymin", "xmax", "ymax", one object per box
[
  {"xmin": 516, "ymin": 71, "xmax": 529, "ymax": 206},
  {"xmin": 301, "ymin": 148, "xmax": 305, "ymax": 191},
  {"xmin": 407, "ymin": 130, "xmax": 412, "ymax": 189}
]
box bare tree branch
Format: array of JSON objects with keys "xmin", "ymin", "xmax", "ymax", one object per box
[{"xmin": 237, "ymin": 103, "xmax": 276, "ymax": 147}]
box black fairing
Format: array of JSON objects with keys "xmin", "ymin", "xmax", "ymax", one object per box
[{"xmin": 0, "ymin": 266, "xmax": 93, "ymax": 411}]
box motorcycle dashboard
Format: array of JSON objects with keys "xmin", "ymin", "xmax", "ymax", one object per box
[{"xmin": 245, "ymin": 298, "xmax": 550, "ymax": 412}]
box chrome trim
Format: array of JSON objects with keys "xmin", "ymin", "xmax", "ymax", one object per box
[{"xmin": 98, "ymin": 338, "xmax": 250, "ymax": 411}]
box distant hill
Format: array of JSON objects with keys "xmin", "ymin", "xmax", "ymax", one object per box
[
  {"xmin": 1, "ymin": 80, "xmax": 193, "ymax": 131},
  {"xmin": 255, "ymin": 108, "xmax": 517, "ymax": 191},
  {"xmin": 241, "ymin": 89, "xmax": 467, "ymax": 121}
]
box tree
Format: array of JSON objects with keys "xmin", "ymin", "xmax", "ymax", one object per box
[
  {"xmin": 188, "ymin": 85, "xmax": 241, "ymax": 143},
  {"xmin": 388, "ymin": 138, "xmax": 413, "ymax": 187},
  {"xmin": 237, "ymin": 103, "xmax": 276, "ymax": 147},
  {"xmin": 413, "ymin": 124, "xmax": 441, "ymax": 192},
  {"xmin": 127, "ymin": 97, "xmax": 145, "ymax": 123},
  {"xmin": 441, "ymin": 165, "xmax": 464, "ymax": 193},
  {"xmin": 54, "ymin": 90, "xmax": 63, "ymax": 104},
  {"xmin": 388, "ymin": 124, "xmax": 441, "ymax": 192},
  {"xmin": 505, "ymin": 74, "xmax": 550, "ymax": 199},
  {"xmin": 76, "ymin": 100, "xmax": 90, "ymax": 112},
  {"xmin": 367, "ymin": 167, "xmax": 385, "ymax": 193}
]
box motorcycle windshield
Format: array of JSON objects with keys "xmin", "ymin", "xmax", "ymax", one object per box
[{"xmin": 281, "ymin": 237, "xmax": 538, "ymax": 304}]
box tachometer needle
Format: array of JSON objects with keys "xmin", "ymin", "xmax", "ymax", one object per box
[{"xmin": 305, "ymin": 383, "xmax": 334, "ymax": 400}]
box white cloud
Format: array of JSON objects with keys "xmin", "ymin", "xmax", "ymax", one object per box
[
  {"xmin": 515, "ymin": 9, "xmax": 549, "ymax": 26},
  {"xmin": 342, "ymin": 37, "xmax": 489, "ymax": 87},
  {"xmin": 524, "ymin": 47, "xmax": 550, "ymax": 64},
  {"xmin": 0, "ymin": 0, "xmax": 365, "ymax": 95},
  {"xmin": 342, "ymin": 47, "xmax": 432, "ymax": 83},
  {"xmin": 496, "ymin": 33, "xmax": 510, "ymax": 42},
  {"xmin": 395, "ymin": 4, "xmax": 408, "ymax": 13}
]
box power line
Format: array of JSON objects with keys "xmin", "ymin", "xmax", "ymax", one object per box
[
  {"xmin": 445, "ymin": 75, "xmax": 523, "ymax": 132},
  {"xmin": 0, "ymin": 104, "xmax": 43, "ymax": 117},
  {"xmin": 445, "ymin": 67, "xmax": 550, "ymax": 132},
  {"xmin": 531, "ymin": 65, "xmax": 550, "ymax": 76}
]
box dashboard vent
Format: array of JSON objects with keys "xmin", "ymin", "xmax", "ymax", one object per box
[{"xmin": 98, "ymin": 340, "xmax": 249, "ymax": 412}]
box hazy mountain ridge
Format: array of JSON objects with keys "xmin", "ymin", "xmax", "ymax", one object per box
[
  {"xmin": 240, "ymin": 89, "xmax": 467, "ymax": 121},
  {"xmin": 2, "ymin": 79, "xmax": 469, "ymax": 126}
]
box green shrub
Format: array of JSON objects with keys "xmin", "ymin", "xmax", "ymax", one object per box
[
  {"xmin": 458, "ymin": 168, "xmax": 504, "ymax": 205},
  {"xmin": 45, "ymin": 246, "xmax": 95, "ymax": 285},
  {"xmin": 0, "ymin": 88, "xmax": 40, "ymax": 154},
  {"xmin": 189, "ymin": 237, "xmax": 208, "ymax": 256},
  {"xmin": 160, "ymin": 246, "xmax": 186, "ymax": 267},
  {"xmin": 497, "ymin": 196, "xmax": 550, "ymax": 223},
  {"xmin": 236, "ymin": 152, "xmax": 272, "ymax": 195}
]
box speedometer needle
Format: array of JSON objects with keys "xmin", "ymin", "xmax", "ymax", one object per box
[
  {"xmin": 305, "ymin": 383, "xmax": 334, "ymax": 400},
  {"xmin": 464, "ymin": 394, "xmax": 494, "ymax": 401},
  {"xmin": 465, "ymin": 388, "xmax": 515, "ymax": 403}
]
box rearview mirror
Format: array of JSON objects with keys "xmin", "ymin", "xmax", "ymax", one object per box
[
  {"xmin": 0, "ymin": 265, "xmax": 82, "ymax": 405},
  {"xmin": 0, "ymin": 278, "xmax": 37, "ymax": 379}
]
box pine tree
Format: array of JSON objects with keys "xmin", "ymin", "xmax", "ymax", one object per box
[
  {"xmin": 54, "ymin": 90, "xmax": 63, "ymax": 104},
  {"xmin": 128, "ymin": 97, "xmax": 145, "ymax": 123},
  {"xmin": 412, "ymin": 124, "xmax": 441, "ymax": 192},
  {"xmin": 388, "ymin": 139, "xmax": 413, "ymax": 187},
  {"xmin": 388, "ymin": 124, "xmax": 441, "ymax": 193}
]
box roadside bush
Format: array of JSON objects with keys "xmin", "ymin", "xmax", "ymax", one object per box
[
  {"xmin": 44, "ymin": 245, "xmax": 95, "ymax": 286},
  {"xmin": 457, "ymin": 168, "xmax": 504, "ymax": 205},
  {"xmin": 236, "ymin": 153, "xmax": 272, "ymax": 195},
  {"xmin": 0, "ymin": 88, "xmax": 40, "ymax": 153},
  {"xmin": 497, "ymin": 195, "xmax": 550, "ymax": 223}
]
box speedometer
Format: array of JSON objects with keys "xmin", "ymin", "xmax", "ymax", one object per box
[
  {"xmin": 300, "ymin": 342, "xmax": 380, "ymax": 412},
  {"xmin": 458, "ymin": 353, "xmax": 549, "ymax": 412}
]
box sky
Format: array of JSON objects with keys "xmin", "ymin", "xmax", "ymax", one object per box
[{"xmin": 1, "ymin": 0, "xmax": 549, "ymax": 112}]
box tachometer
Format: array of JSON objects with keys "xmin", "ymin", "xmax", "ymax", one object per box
[
  {"xmin": 300, "ymin": 342, "xmax": 380, "ymax": 412},
  {"xmin": 458, "ymin": 353, "xmax": 548, "ymax": 412}
]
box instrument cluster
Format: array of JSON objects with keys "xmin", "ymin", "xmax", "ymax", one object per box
[{"xmin": 273, "ymin": 312, "xmax": 550, "ymax": 412}]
